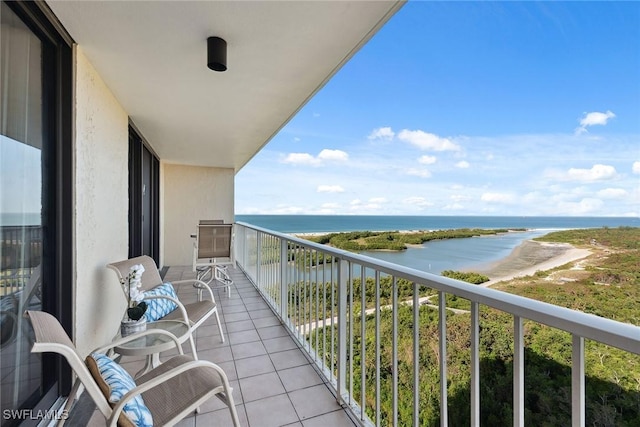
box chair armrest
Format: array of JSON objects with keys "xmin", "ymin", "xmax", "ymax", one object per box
[
  {"xmin": 93, "ymin": 328, "xmax": 185, "ymax": 355},
  {"xmin": 107, "ymin": 359, "xmax": 233, "ymax": 427}
]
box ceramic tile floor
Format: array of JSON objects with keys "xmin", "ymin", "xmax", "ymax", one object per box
[{"xmin": 85, "ymin": 265, "xmax": 356, "ymax": 427}]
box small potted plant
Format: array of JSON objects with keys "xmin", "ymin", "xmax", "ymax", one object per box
[{"xmin": 120, "ymin": 264, "xmax": 148, "ymax": 337}]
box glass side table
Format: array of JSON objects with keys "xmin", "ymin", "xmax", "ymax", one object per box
[{"xmin": 113, "ymin": 320, "xmax": 194, "ymax": 377}]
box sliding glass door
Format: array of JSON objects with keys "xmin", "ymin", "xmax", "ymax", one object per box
[
  {"xmin": 129, "ymin": 124, "xmax": 160, "ymax": 265},
  {"xmin": 0, "ymin": 3, "xmax": 46, "ymax": 420},
  {"xmin": 1, "ymin": 2, "xmax": 72, "ymax": 424}
]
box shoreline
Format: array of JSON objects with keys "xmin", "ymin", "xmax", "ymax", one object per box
[
  {"xmin": 292, "ymin": 230, "xmax": 594, "ymax": 286},
  {"xmin": 292, "ymin": 229, "xmax": 435, "ymax": 238},
  {"xmin": 472, "ymin": 240, "xmax": 592, "ymax": 287}
]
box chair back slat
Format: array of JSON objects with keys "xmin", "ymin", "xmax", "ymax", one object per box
[
  {"xmin": 27, "ymin": 309, "xmax": 75, "ymax": 349},
  {"xmin": 25, "ymin": 310, "xmax": 113, "ymax": 418},
  {"xmin": 199, "ymin": 219, "xmax": 224, "ymax": 225},
  {"xmin": 196, "ymin": 224, "xmax": 232, "ymax": 259},
  {"xmin": 107, "ymin": 255, "xmax": 164, "ymax": 292}
]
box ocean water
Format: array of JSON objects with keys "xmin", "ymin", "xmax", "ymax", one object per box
[
  {"xmin": 235, "ymin": 215, "xmax": 638, "ymax": 234},
  {"xmin": 236, "ymin": 215, "xmax": 639, "ymax": 274}
]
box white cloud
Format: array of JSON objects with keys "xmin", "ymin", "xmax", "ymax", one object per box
[
  {"xmin": 406, "ymin": 168, "xmax": 432, "ymax": 178},
  {"xmin": 558, "ymin": 198, "xmax": 604, "ymax": 215},
  {"xmin": 369, "ymin": 197, "xmax": 388, "ymax": 204},
  {"xmin": 318, "ymin": 203, "xmax": 341, "ymax": 214},
  {"xmin": 403, "ymin": 197, "xmax": 433, "ymax": 207},
  {"xmin": 321, "ymin": 203, "xmax": 341, "ymax": 209},
  {"xmin": 450, "ymin": 194, "xmax": 471, "ymax": 202},
  {"xmin": 271, "ymin": 205, "xmax": 307, "ymax": 214},
  {"xmin": 349, "ymin": 198, "xmax": 386, "ymax": 212},
  {"xmin": 397, "ymin": 129, "xmax": 460, "ymax": 151},
  {"xmin": 293, "ymin": 137, "xmax": 301, "ymax": 142},
  {"xmin": 566, "ymin": 164, "xmax": 617, "ymax": 182},
  {"xmin": 282, "ymin": 149, "xmax": 348, "ymax": 166},
  {"xmin": 455, "ymin": 160, "xmax": 470, "ymax": 168},
  {"xmin": 443, "ymin": 203, "xmax": 465, "ymax": 211},
  {"xmin": 282, "ymin": 153, "xmax": 318, "ymax": 165},
  {"xmin": 575, "ymin": 110, "xmax": 615, "ymax": 134},
  {"xmin": 481, "ymin": 192, "xmax": 515, "ymax": 203},
  {"xmin": 237, "ymin": 126, "xmax": 640, "ymax": 216},
  {"xmin": 597, "ymin": 188, "xmax": 628, "ymax": 199},
  {"xmin": 418, "ymin": 155, "xmax": 437, "ymax": 165},
  {"xmin": 368, "ymin": 127, "xmax": 395, "ymax": 141},
  {"xmin": 318, "ymin": 149, "xmax": 349, "ymax": 162},
  {"xmin": 317, "ymin": 185, "xmax": 345, "ymax": 193}
]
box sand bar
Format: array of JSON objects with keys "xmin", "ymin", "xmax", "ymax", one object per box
[{"xmin": 474, "ymin": 240, "xmax": 592, "ymax": 287}]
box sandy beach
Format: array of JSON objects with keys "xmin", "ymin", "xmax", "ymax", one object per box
[
  {"xmin": 474, "ymin": 240, "xmax": 592, "ymax": 287},
  {"xmin": 293, "ymin": 231, "xmax": 594, "ymax": 287}
]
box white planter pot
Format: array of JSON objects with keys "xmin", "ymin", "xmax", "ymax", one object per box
[{"xmin": 120, "ymin": 316, "xmax": 147, "ymax": 337}]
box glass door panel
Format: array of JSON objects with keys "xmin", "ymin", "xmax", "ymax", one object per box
[{"xmin": 1, "ymin": 2, "xmax": 44, "ymax": 421}]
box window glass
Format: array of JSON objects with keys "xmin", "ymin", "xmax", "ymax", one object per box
[{"xmin": 1, "ymin": 2, "xmax": 44, "ymax": 420}]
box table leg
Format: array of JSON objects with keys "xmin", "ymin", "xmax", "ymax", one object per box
[{"xmin": 134, "ymin": 355, "xmax": 155, "ymax": 378}]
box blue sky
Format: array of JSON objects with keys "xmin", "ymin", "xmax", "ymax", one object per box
[{"xmin": 235, "ymin": 1, "xmax": 640, "ymax": 217}]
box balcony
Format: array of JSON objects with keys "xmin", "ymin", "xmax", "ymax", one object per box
[
  {"xmin": 81, "ymin": 222, "xmax": 639, "ymax": 426},
  {"xmin": 83, "ymin": 263, "xmax": 355, "ymax": 427}
]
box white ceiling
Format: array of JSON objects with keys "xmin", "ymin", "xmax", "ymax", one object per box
[{"xmin": 47, "ymin": 1, "xmax": 404, "ymax": 172}]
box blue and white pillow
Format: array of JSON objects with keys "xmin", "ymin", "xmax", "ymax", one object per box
[
  {"xmin": 89, "ymin": 352, "xmax": 153, "ymax": 427},
  {"xmin": 143, "ymin": 283, "xmax": 179, "ymax": 321}
]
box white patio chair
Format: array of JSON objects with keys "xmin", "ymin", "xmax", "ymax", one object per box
[
  {"xmin": 107, "ymin": 255, "xmax": 225, "ymax": 348},
  {"xmin": 192, "ymin": 222, "xmax": 234, "ymax": 272},
  {"xmin": 25, "ymin": 310, "xmax": 240, "ymax": 427}
]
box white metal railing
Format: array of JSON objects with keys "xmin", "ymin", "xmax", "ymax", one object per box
[{"xmin": 234, "ymin": 222, "xmax": 640, "ymax": 427}]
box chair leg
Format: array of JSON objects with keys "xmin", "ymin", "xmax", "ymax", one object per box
[
  {"xmin": 215, "ymin": 309, "xmax": 225, "ymax": 343},
  {"xmin": 57, "ymin": 379, "xmax": 83, "ymax": 426},
  {"xmin": 229, "ymin": 401, "xmax": 241, "ymax": 427},
  {"xmin": 188, "ymin": 332, "xmax": 198, "ymax": 360},
  {"xmin": 225, "ymin": 386, "xmax": 241, "ymax": 427}
]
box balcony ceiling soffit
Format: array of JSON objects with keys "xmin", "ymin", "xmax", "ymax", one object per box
[{"xmin": 46, "ymin": 1, "xmax": 404, "ymax": 172}]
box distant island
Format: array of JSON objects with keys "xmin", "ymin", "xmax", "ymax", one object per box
[{"xmin": 300, "ymin": 228, "xmax": 525, "ymax": 252}]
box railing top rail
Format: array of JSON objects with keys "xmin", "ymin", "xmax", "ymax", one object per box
[{"xmin": 235, "ymin": 221, "xmax": 640, "ymax": 354}]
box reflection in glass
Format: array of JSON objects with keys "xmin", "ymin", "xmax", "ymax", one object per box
[{"xmin": 1, "ymin": 2, "xmax": 44, "ymax": 421}]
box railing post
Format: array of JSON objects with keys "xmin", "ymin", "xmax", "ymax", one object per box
[
  {"xmin": 392, "ymin": 277, "xmax": 398, "ymax": 427},
  {"xmin": 337, "ymin": 257, "xmax": 348, "ymax": 404},
  {"xmin": 256, "ymin": 232, "xmax": 262, "ymax": 289},
  {"xmin": 439, "ymin": 291, "xmax": 448, "ymax": 427},
  {"xmin": 280, "ymin": 238, "xmax": 288, "ymax": 322},
  {"xmin": 471, "ymin": 302, "xmax": 480, "ymax": 426},
  {"xmin": 514, "ymin": 316, "xmax": 524, "ymax": 427},
  {"xmin": 572, "ymin": 335, "xmax": 585, "ymax": 427},
  {"xmin": 236, "ymin": 224, "xmax": 245, "ymax": 268},
  {"xmin": 413, "ymin": 282, "xmax": 420, "ymax": 426}
]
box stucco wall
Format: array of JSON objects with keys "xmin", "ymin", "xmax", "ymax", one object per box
[
  {"xmin": 161, "ymin": 163, "xmax": 234, "ymax": 266},
  {"xmin": 74, "ymin": 47, "xmax": 129, "ymax": 357}
]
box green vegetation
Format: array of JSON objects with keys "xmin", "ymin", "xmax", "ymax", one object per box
[
  {"xmin": 534, "ymin": 226, "xmax": 640, "ymax": 250},
  {"xmin": 306, "ymin": 228, "xmax": 523, "ymax": 251},
  {"xmin": 441, "ymin": 270, "xmax": 490, "ymax": 284},
  {"xmin": 506, "ymin": 227, "xmax": 640, "ymax": 323},
  {"xmin": 288, "ymin": 276, "xmax": 434, "ymax": 317},
  {"xmin": 305, "ymin": 227, "xmax": 640, "ymax": 426}
]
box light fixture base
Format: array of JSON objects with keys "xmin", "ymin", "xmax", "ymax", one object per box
[{"xmin": 207, "ymin": 37, "xmax": 227, "ymax": 72}]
